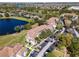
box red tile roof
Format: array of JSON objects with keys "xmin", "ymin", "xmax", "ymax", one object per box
[
  {"xmin": 0, "ymin": 43, "xmax": 23, "ymax": 57},
  {"xmin": 26, "ymin": 17, "xmax": 59, "ymax": 41}
]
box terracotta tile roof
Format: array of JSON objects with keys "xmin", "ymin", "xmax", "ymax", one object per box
[
  {"xmin": 15, "ymin": 47, "xmax": 26, "ymax": 57},
  {"xmin": 0, "ymin": 43, "xmax": 23, "ymax": 57},
  {"xmin": 26, "ymin": 17, "xmax": 59, "ymax": 41},
  {"xmin": 47, "ymin": 17, "xmax": 59, "ymax": 26}
]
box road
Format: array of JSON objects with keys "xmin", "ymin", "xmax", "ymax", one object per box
[
  {"xmin": 73, "ymin": 28, "xmax": 79, "ymax": 38},
  {"xmin": 36, "ymin": 38, "xmax": 55, "ymax": 57},
  {"xmin": 29, "ymin": 37, "xmax": 56, "ymax": 57},
  {"xmin": 28, "ymin": 29, "xmax": 60, "ymax": 57},
  {"xmin": 60, "ymin": 27, "xmax": 65, "ymax": 34}
]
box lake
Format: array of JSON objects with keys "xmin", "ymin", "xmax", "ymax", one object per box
[
  {"xmin": 0, "ymin": 18, "xmax": 28, "ymax": 35},
  {"xmin": 68, "ymin": 6, "xmax": 79, "ymax": 10}
]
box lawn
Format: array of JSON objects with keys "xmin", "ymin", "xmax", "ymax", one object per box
[
  {"xmin": 0, "ymin": 16, "xmax": 33, "ymax": 23},
  {"xmin": 47, "ymin": 49, "xmax": 64, "ymax": 57},
  {"xmin": 0, "ymin": 30, "xmax": 27, "ymax": 47},
  {"xmin": 10, "ymin": 17, "xmax": 33, "ymax": 22}
]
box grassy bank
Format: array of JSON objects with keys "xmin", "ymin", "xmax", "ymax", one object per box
[
  {"xmin": 0, "ymin": 17, "xmax": 33, "ymax": 23},
  {"xmin": 0, "ymin": 30, "xmax": 27, "ymax": 47}
]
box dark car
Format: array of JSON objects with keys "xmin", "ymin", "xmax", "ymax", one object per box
[{"xmin": 30, "ymin": 51, "xmax": 38, "ymax": 57}]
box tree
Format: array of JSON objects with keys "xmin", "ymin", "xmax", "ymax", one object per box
[
  {"xmin": 68, "ymin": 38, "xmax": 79, "ymax": 57},
  {"xmin": 34, "ymin": 18, "xmax": 46, "ymax": 26},
  {"xmin": 35, "ymin": 29, "xmax": 52, "ymax": 43},
  {"xmin": 35, "ymin": 37, "xmax": 41, "ymax": 43},
  {"xmin": 56, "ymin": 23, "xmax": 63, "ymax": 30},
  {"xmin": 58, "ymin": 33, "xmax": 73, "ymax": 47},
  {"xmin": 4, "ymin": 12, "xmax": 9, "ymax": 17},
  {"xmin": 0, "ymin": 14, "xmax": 3, "ymax": 17},
  {"xmin": 39, "ymin": 29, "xmax": 52, "ymax": 39},
  {"xmin": 14, "ymin": 26, "xmax": 21, "ymax": 32}
]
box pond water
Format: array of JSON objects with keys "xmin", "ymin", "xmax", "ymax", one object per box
[
  {"xmin": 68, "ymin": 6, "xmax": 79, "ymax": 10},
  {"xmin": 0, "ymin": 18, "xmax": 28, "ymax": 35}
]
